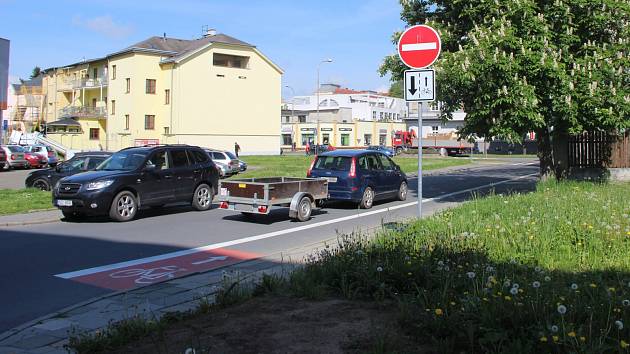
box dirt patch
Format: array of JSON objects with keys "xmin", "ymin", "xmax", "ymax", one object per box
[{"xmin": 112, "ymin": 295, "xmax": 424, "ymax": 354}]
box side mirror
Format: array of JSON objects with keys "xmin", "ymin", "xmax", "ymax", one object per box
[
  {"xmin": 55, "ymin": 164, "xmax": 62, "ymax": 172},
  {"xmin": 144, "ymin": 164, "xmax": 156, "ymax": 172}
]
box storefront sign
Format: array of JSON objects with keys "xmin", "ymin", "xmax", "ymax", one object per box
[
  {"xmin": 134, "ymin": 139, "xmax": 160, "ymax": 147},
  {"xmin": 321, "ymin": 128, "xmax": 333, "ymax": 131},
  {"xmin": 339, "ymin": 128, "xmax": 353, "ymax": 132}
]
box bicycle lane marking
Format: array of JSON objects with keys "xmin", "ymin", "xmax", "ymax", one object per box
[{"xmin": 64, "ymin": 248, "xmax": 259, "ymax": 290}]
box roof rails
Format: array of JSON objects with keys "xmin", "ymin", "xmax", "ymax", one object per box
[{"xmin": 118, "ymin": 144, "xmax": 200, "ymax": 151}]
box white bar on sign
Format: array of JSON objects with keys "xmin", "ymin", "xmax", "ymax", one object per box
[{"xmin": 401, "ymin": 42, "xmax": 437, "ymax": 51}]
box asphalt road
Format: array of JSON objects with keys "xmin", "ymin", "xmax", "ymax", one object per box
[
  {"xmin": 0, "ymin": 168, "xmax": 39, "ymax": 190},
  {"xmin": 0, "ymin": 159, "xmax": 539, "ymax": 332}
]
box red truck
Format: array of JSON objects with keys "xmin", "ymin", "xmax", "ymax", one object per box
[{"xmin": 392, "ymin": 129, "xmax": 473, "ymax": 156}]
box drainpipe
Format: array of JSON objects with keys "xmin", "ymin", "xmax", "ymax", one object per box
[{"xmin": 169, "ymin": 63, "xmax": 174, "ymax": 141}]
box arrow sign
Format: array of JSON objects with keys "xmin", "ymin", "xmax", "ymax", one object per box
[
  {"xmin": 404, "ymin": 69, "xmax": 435, "ymax": 102},
  {"xmin": 191, "ymin": 255, "xmax": 229, "ymax": 265}
]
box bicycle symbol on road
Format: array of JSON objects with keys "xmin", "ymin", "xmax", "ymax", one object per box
[{"xmin": 109, "ymin": 265, "xmax": 186, "ymax": 285}]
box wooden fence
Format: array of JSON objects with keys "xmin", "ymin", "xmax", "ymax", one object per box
[{"xmin": 569, "ymin": 131, "xmax": 630, "ymax": 168}]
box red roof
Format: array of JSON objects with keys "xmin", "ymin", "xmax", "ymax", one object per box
[{"xmin": 332, "ymin": 87, "xmax": 389, "ymax": 96}]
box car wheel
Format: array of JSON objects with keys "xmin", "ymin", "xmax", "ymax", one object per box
[
  {"xmin": 296, "ymin": 196, "xmax": 312, "ymax": 221},
  {"xmin": 192, "ymin": 184, "xmax": 213, "ymax": 211},
  {"xmin": 359, "ymin": 187, "xmax": 374, "ymax": 209},
  {"xmin": 32, "ymin": 178, "xmax": 50, "ymax": 191},
  {"xmin": 109, "ymin": 191, "xmax": 138, "ymax": 222},
  {"xmin": 397, "ymin": 181, "xmax": 408, "ymax": 201}
]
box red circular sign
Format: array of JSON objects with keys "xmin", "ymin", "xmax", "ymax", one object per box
[{"xmin": 397, "ymin": 25, "xmax": 441, "ymax": 69}]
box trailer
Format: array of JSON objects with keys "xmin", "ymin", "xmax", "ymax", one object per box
[
  {"xmin": 392, "ymin": 130, "xmax": 473, "ymax": 156},
  {"xmin": 217, "ymin": 177, "xmax": 329, "ymax": 221}
]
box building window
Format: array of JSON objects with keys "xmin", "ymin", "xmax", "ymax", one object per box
[
  {"xmin": 283, "ymin": 116, "xmax": 291, "ymax": 123},
  {"xmin": 340, "ymin": 134, "xmax": 350, "ymax": 147},
  {"xmin": 301, "ymin": 134, "xmax": 314, "ymax": 146},
  {"xmin": 298, "ymin": 115, "xmax": 306, "ymax": 123},
  {"xmin": 146, "ymin": 79, "xmax": 156, "ymax": 94},
  {"xmin": 145, "ymin": 115, "xmax": 155, "ymax": 130},
  {"xmin": 164, "ymin": 127, "xmax": 170, "ymax": 135},
  {"xmin": 432, "ymin": 126, "xmax": 439, "ymax": 134},
  {"xmin": 93, "ymin": 67, "xmax": 98, "ymax": 79},
  {"xmin": 165, "ymin": 89, "xmax": 170, "ymax": 104},
  {"xmin": 213, "ymin": 53, "xmax": 250, "ymax": 69},
  {"xmin": 125, "ymin": 114, "xmax": 129, "ymax": 130},
  {"xmin": 126, "ymin": 78, "xmax": 130, "ymax": 93},
  {"xmin": 364, "ymin": 134, "xmax": 372, "ymax": 146},
  {"xmin": 372, "ymin": 111, "xmax": 376, "ymax": 120},
  {"xmin": 89, "ymin": 128, "xmax": 100, "ymax": 140},
  {"xmin": 379, "ymin": 134, "xmax": 386, "ymax": 146},
  {"xmin": 112, "ymin": 65, "xmax": 116, "ymax": 80},
  {"xmin": 322, "ymin": 134, "xmax": 330, "ymax": 144},
  {"xmin": 379, "ymin": 112, "xmax": 383, "ymax": 120},
  {"xmin": 282, "ymin": 134, "xmax": 292, "ymax": 145},
  {"xmin": 111, "ymin": 100, "xmax": 115, "ymax": 115}
]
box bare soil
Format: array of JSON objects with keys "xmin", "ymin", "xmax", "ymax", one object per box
[{"xmin": 112, "ymin": 294, "xmax": 425, "ymax": 354}]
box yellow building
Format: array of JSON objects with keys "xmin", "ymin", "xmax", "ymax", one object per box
[{"xmin": 42, "ymin": 31, "xmax": 283, "ymax": 154}]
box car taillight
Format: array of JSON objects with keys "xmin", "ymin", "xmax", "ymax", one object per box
[
  {"xmin": 220, "ymin": 201, "xmax": 228, "ymax": 209},
  {"xmin": 349, "ymin": 157, "xmax": 356, "ymax": 178},
  {"xmin": 11, "ymin": 154, "xmax": 16, "ymax": 160},
  {"xmin": 306, "ymin": 157, "xmax": 317, "ymax": 177},
  {"xmin": 258, "ymin": 205, "xmax": 268, "ymax": 213},
  {"xmin": 48, "ymin": 151, "xmax": 54, "ymax": 157}
]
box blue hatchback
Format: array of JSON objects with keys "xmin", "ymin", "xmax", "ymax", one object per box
[{"xmin": 307, "ymin": 150, "xmax": 408, "ymax": 209}]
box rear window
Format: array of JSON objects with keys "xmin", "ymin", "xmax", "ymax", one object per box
[
  {"xmin": 225, "ymin": 151, "xmax": 237, "ymax": 159},
  {"xmin": 313, "ymin": 156, "xmax": 351, "ymax": 171},
  {"xmin": 8, "ymin": 146, "xmax": 25, "ymax": 152},
  {"xmin": 211, "ymin": 152, "xmax": 225, "ymax": 160}
]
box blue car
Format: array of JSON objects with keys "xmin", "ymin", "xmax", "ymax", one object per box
[
  {"xmin": 366, "ymin": 145, "xmax": 395, "ymax": 157},
  {"xmin": 307, "ymin": 150, "xmax": 407, "ymax": 209}
]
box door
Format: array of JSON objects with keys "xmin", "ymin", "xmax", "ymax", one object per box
[
  {"xmin": 363, "ymin": 153, "xmax": 385, "ymax": 196},
  {"xmin": 378, "ymin": 154, "xmax": 400, "ymax": 195},
  {"xmin": 85, "ymin": 156, "xmax": 108, "ymax": 171},
  {"xmin": 139, "ymin": 150, "xmax": 175, "ymax": 205},
  {"xmin": 51, "ymin": 157, "xmax": 88, "ymax": 186},
  {"xmin": 171, "ymin": 149, "xmax": 195, "ymax": 200}
]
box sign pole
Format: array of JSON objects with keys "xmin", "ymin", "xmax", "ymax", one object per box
[{"xmin": 417, "ymin": 102, "xmax": 423, "ymax": 218}]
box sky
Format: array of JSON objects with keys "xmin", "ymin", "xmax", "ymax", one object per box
[{"xmin": 0, "ymin": 0, "xmax": 406, "ymax": 98}]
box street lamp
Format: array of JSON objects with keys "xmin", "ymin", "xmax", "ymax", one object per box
[
  {"xmin": 316, "ymin": 58, "xmax": 333, "ymax": 146},
  {"xmin": 284, "ymin": 85, "xmax": 295, "ymax": 122}
]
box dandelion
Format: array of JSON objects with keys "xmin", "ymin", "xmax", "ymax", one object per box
[
  {"xmin": 571, "ymin": 283, "xmax": 578, "ymax": 290},
  {"xmin": 533, "ymin": 281, "xmax": 541, "ymax": 288},
  {"xmin": 486, "ymin": 265, "xmax": 494, "ymax": 273},
  {"xmin": 376, "ymin": 266, "xmax": 383, "ymax": 272},
  {"xmin": 552, "ymin": 335, "xmax": 559, "ymax": 342},
  {"xmin": 510, "ymin": 287, "xmax": 519, "ymax": 295},
  {"xmin": 504, "ymin": 295, "xmax": 512, "ymax": 301},
  {"xmin": 580, "ymin": 336, "xmax": 586, "ymax": 342},
  {"xmin": 503, "ymin": 280, "xmax": 511, "ymax": 287},
  {"xmin": 622, "ymin": 299, "xmax": 630, "ymax": 307},
  {"xmin": 450, "ymin": 301, "xmax": 456, "ymax": 306},
  {"xmin": 512, "ymin": 283, "xmax": 520, "ymax": 289},
  {"xmin": 557, "ymin": 305, "xmax": 567, "ymax": 315},
  {"xmin": 545, "ymin": 276, "xmax": 551, "ymax": 282},
  {"xmin": 435, "ymin": 308, "xmax": 443, "ymax": 316},
  {"xmin": 535, "ymin": 266, "xmax": 542, "ymax": 272},
  {"xmin": 615, "ymin": 320, "xmax": 624, "ymax": 330},
  {"xmin": 467, "ymin": 272, "xmax": 476, "ymax": 279},
  {"xmin": 540, "ymin": 336, "xmax": 548, "ymax": 342},
  {"xmin": 622, "ymin": 340, "xmax": 629, "ymax": 349},
  {"xmin": 590, "ymin": 283, "xmax": 597, "ymax": 288},
  {"xmin": 568, "ymin": 331, "xmax": 576, "ymax": 338},
  {"xmin": 437, "ymin": 260, "xmax": 444, "ymax": 267},
  {"xmin": 551, "ymin": 325, "xmax": 559, "ymax": 332}
]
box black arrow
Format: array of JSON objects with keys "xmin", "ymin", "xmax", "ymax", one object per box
[{"xmin": 408, "ymin": 75, "xmax": 417, "ymax": 95}]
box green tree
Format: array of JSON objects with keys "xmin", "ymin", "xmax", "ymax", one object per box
[
  {"xmin": 388, "ymin": 80, "xmax": 404, "ymax": 98},
  {"xmin": 380, "ymin": 0, "xmax": 629, "ymax": 178},
  {"xmin": 30, "ymin": 66, "xmax": 41, "ymax": 79}
]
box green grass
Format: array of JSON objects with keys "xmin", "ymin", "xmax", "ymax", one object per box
[
  {"xmin": 293, "ymin": 181, "xmax": 630, "ymax": 353},
  {"xmin": 232, "ymin": 155, "xmax": 470, "ymax": 179},
  {"xmin": 0, "ymin": 189, "xmax": 53, "ymax": 215}
]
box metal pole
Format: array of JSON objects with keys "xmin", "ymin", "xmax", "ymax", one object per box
[
  {"xmin": 417, "ymin": 101, "xmax": 423, "ymax": 218},
  {"xmin": 316, "ymin": 66, "xmax": 320, "ymax": 146}
]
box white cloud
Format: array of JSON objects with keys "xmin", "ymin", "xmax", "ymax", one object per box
[{"xmin": 72, "ymin": 15, "xmax": 133, "ymax": 39}]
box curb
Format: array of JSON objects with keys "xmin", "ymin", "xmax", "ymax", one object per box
[{"xmin": 0, "ymin": 217, "xmax": 60, "ymax": 227}]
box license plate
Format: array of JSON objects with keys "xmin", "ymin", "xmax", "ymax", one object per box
[
  {"xmin": 326, "ymin": 177, "xmax": 337, "ymax": 183},
  {"xmin": 238, "ymin": 183, "xmax": 247, "ymax": 188},
  {"xmin": 220, "ymin": 187, "xmax": 228, "ymax": 196},
  {"xmin": 57, "ymin": 200, "xmax": 72, "ymax": 207}
]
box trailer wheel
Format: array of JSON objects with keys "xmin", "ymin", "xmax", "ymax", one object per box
[{"xmin": 296, "ymin": 196, "xmax": 312, "ymax": 221}]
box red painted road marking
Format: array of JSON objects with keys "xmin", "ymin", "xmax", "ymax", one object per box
[{"xmin": 68, "ymin": 248, "xmax": 259, "ymax": 290}]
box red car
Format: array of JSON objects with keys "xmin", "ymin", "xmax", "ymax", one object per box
[{"xmin": 24, "ymin": 152, "xmax": 47, "ymax": 169}]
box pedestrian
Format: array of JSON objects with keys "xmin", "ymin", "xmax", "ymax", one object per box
[
  {"xmin": 292, "ymin": 141, "xmax": 296, "ymax": 152},
  {"xmin": 305, "ymin": 140, "xmax": 310, "ymax": 155},
  {"xmin": 234, "ymin": 142, "xmax": 241, "ymax": 157}
]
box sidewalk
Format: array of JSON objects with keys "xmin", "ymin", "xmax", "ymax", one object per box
[{"xmin": 0, "ymin": 209, "xmax": 61, "ymax": 227}]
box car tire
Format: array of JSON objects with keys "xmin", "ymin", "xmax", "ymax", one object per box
[
  {"xmin": 32, "ymin": 178, "xmax": 51, "ymax": 191},
  {"xmin": 359, "ymin": 187, "xmax": 374, "ymax": 209},
  {"xmin": 109, "ymin": 190, "xmax": 138, "ymax": 222},
  {"xmin": 192, "ymin": 184, "xmax": 213, "ymax": 211},
  {"xmin": 397, "ymin": 181, "xmax": 408, "ymax": 201},
  {"xmin": 296, "ymin": 196, "xmax": 312, "ymax": 222}
]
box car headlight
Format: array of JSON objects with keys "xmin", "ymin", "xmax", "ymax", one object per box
[{"xmin": 85, "ymin": 180, "xmax": 115, "ymax": 191}]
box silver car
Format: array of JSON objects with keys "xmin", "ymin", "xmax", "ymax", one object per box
[
  {"xmin": 1, "ymin": 145, "xmax": 29, "ymax": 170},
  {"xmin": 205, "ymin": 149, "xmax": 240, "ymax": 176}
]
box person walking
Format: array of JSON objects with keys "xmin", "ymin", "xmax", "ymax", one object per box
[
  {"xmin": 234, "ymin": 142, "xmax": 241, "ymax": 157},
  {"xmin": 305, "ymin": 140, "xmax": 310, "ymax": 156}
]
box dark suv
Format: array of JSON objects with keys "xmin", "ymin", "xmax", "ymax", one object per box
[
  {"xmin": 53, "ymin": 145, "xmax": 219, "ymax": 221},
  {"xmin": 26, "ymin": 151, "xmax": 112, "ymax": 191}
]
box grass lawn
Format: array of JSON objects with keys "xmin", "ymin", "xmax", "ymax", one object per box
[
  {"xmin": 232, "ymin": 155, "xmax": 470, "ymax": 179},
  {"xmin": 0, "ymin": 189, "xmax": 52, "ymax": 215}
]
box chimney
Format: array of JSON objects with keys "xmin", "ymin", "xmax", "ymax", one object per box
[
  {"xmin": 163, "ymin": 32, "xmax": 167, "ymax": 41},
  {"xmin": 204, "ymin": 28, "xmax": 217, "ymax": 37}
]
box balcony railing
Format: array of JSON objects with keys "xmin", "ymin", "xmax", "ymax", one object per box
[
  {"xmin": 60, "ymin": 106, "xmax": 107, "ymax": 119},
  {"xmin": 57, "ymin": 78, "xmax": 108, "ymax": 91}
]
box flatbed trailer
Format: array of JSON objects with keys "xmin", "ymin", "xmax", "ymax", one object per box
[{"xmin": 217, "ymin": 177, "xmax": 329, "ymax": 221}]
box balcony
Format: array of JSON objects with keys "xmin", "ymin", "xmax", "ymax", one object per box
[
  {"xmin": 60, "ymin": 106, "xmax": 107, "ymax": 119},
  {"xmin": 73, "ymin": 77, "xmax": 108, "ymax": 89}
]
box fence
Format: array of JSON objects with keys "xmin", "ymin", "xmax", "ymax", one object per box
[{"xmin": 568, "ymin": 131, "xmax": 630, "ymax": 168}]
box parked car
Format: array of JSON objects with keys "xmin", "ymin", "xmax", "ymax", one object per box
[
  {"xmin": 312, "ymin": 144, "xmax": 336, "ymax": 155},
  {"xmin": 25, "ymin": 151, "xmax": 112, "ymax": 191},
  {"xmin": 205, "ymin": 149, "xmax": 240, "ymax": 176},
  {"xmin": 237, "ymin": 159, "xmax": 248, "ymax": 172},
  {"xmin": 24, "ymin": 151, "xmax": 47, "ymax": 169},
  {"xmin": 53, "ymin": 145, "xmax": 219, "ymax": 221},
  {"xmin": 214, "ymin": 161, "xmax": 231, "ymax": 178},
  {"xmin": 366, "ymin": 145, "xmax": 395, "ymax": 157},
  {"xmin": 307, "ymin": 150, "xmax": 407, "ymax": 209},
  {"xmin": 25, "ymin": 145, "xmax": 59, "ymax": 167},
  {"xmin": 0, "ymin": 148, "xmax": 6, "ymax": 170},
  {"xmin": 0, "ymin": 145, "xmax": 28, "ymax": 170}
]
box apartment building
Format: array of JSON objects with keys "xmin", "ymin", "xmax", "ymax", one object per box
[{"xmin": 42, "ymin": 30, "xmax": 283, "ymax": 154}]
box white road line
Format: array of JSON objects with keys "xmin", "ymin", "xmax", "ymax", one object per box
[
  {"xmin": 402, "ymin": 42, "xmax": 437, "ymax": 51},
  {"xmin": 55, "ymin": 171, "xmax": 539, "ymax": 279}
]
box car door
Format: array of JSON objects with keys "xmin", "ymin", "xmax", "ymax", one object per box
[
  {"xmin": 139, "ymin": 150, "xmax": 176, "ymax": 205},
  {"xmin": 364, "ymin": 153, "xmax": 386, "ymax": 197},
  {"xmin": 84, "ymin": 156, "xmax": 107, "ymax": 171},
  {"xmin": 50, "ymin": 157, "xmax": 88, "ymax": 186},
  {"xmin": 171, "ymin": 149, "xmax": 195, "ymax": 200},
  {"xmin": 378, "ymin": 153, "xmax": 401, "ymax": 195}
]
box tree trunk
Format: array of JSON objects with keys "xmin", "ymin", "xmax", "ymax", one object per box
[{"xmin": 537, "ymin": 128, "xmax": 554, "ymax": 180}]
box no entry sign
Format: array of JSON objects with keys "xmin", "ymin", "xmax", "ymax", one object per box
[{"xmin": 397, "ymin": 25, "xmax": 441, "ymax": 69}]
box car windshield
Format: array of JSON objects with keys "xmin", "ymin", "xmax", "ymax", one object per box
[
  {"xmin": 96, "ymin": 150, "xmax": 148, "ymax": 171},
  {"xmin": 8, "ymin": 146, "xmax": 25, "ymax": 153},
  {"xmin": 225, "ymin": 151, "xmax": 237, "ymax": 159},
  {"xmin": 313, "ymin": 156, "xmax": 352, "ymax": 171}
]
